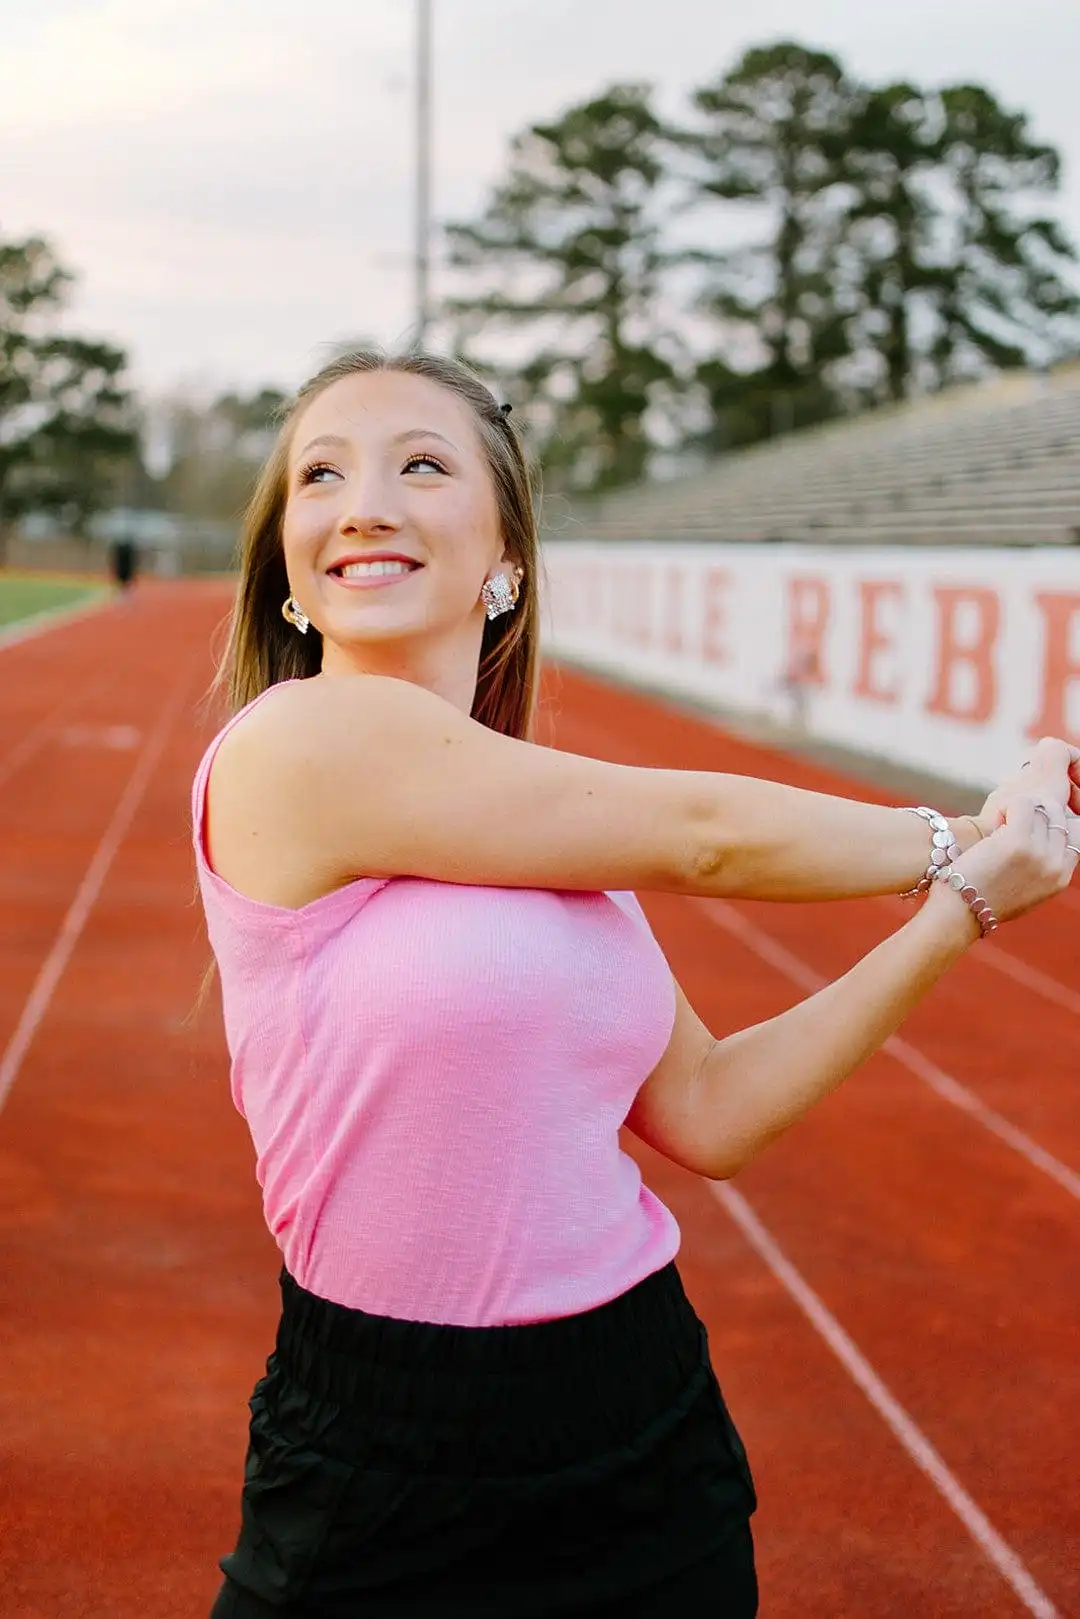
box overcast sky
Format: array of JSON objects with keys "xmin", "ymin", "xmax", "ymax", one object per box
[{"xmin": 3, "ymin": 0, "xmax": 1078, "ymax": 398}]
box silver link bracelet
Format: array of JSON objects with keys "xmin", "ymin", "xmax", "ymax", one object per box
[
  {"xmin": 934, "ymin": 866, "xmax": 1000, "ymax": 936},
  {"xmin": 900, "ymin": 806, "xmax": 963, "ymax": 900}
]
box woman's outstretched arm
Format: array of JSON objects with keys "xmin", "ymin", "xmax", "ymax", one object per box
[
  {"xmin": 215, "ymin": 673, "xmax": 1079, "ymax": 906},
  {"xmin": 627, "ymin": 801, "xmax": 1074, "ymax": 1179}
]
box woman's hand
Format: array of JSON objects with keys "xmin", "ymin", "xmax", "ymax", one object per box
[
  {"xmin": 974, "ymin": 736, "xmax": 1080, "ymax": 838},
  {"xmin": 926, "ymin": 795, "xmax": 1079, "ymax": 932},
  {"xmin": 642, "ymin": 792, "xmax": 1077, "ymax": 1180}
]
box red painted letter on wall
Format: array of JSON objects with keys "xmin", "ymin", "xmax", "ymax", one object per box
[
  {"xmin": 853, "ymin": 580, "xmax": 904, "ymax": 704},
  {"xmin": 632, "ymin": 564, "xmax": 654, "ymax": 649},
  {"xmin": 598, "ymin": 564, "xmax": 614, "ymax": 635},
  {"xmin": 1026, "ymin": 592, "xmax": 1080, "ymax": 744},
  {"xmin": 925, "ymin": 587, "xmax": 1000, "ymax": 723},
  {"xmin": 613, "ymin": 564, "xmax": 646, "ymax": 644},
  {"xmin": 611, "ymin": 567, "xmax": 628, "ymax": 639},
  {"xmin": 785, "ymin": 576, "xmax": 830, "ymax": 686},
  {"xmin": 701, "ymin": 568, "xmax": 730, "ymax": 664},
  {"xmin": 664, "ymin": 565, "xmax": 685, "ymax": 654}
]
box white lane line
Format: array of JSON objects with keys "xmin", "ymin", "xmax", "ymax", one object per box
[
  {"xmin": 0, "ymin": 660, "xmax": 195, "ymax": 1115},
  {"xmin": 960, "ymin": 939, "xmax": 1080, "ymax": 1021},
  {"xmin": 712, "ymin": 1181, "xmax": 1061, "ymax": 1619},
  {"xmin": 0, "ymin": 677, "xmax": 114, "ymax": 792},
  {"xmin": 694, "ymin": 898, "xmax": 1080, "ymax": 1203},
  {"xmin": 877, "ymin": 895, "xmax": 1080, "ymax": 1021}
]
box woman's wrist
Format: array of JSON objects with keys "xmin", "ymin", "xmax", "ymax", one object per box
[
  {"xmin": 949, "ymin": 814, "xmax": 987, "ymax": 854},
  {"xmin": 899, "ymin": 809, "xmax": 985, "ymax": 901},
  {"xmin": 898, "ymin": 805, "xmax": 965, "ymax": 900},
  {"xmin": 919, "ymin": 880, "xmax": 983, "ymax": 951}
]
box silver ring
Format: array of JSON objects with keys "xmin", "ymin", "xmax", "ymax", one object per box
[
  {"xmin": 1068, "ymin": 843, "xmax": 1080, "ymax": 857},
  {"xmin": 1034, "ymin": 803, "xmax": 1065, "ymax": 832}
]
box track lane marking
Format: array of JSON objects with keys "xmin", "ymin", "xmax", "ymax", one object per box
[
  {"xmin": 556, "ymin": 690, "xmax": 1080, "ymax": 1196},
  {"xmin": 877, "ymin": 895, "xmax": 1080, "ymax": 1019},
  {"xmin": 694, "ymin": 898, "xmax": 1080, "ymax": 1203},
  {"xmin": 0, "ymin": 658, "xmax": 197, "ymax": 1115},
  {"xmin": 0, "ymin": 676, "xmax": 116, "ymax": 792},
  {"xmin": 713, "ymin": 1181, "xmax": 1061, "ymax": 1619},
  {"xmin": 952, "ymin": 937, "xmax": 1080, "ymax": 1020}
]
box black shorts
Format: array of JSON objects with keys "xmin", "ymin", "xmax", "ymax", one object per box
[{"xmin": 210, "ymin": 1263, "xmax": 758, "ymax": 1617}]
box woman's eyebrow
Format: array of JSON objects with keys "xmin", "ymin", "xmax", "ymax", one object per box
[
  {"xmin": 390, "ymin": 429, "xmax": 460, "ymax": 452},
  {"xmin": 295, "ymin": 433, "xmax": 349, "ymax": 460},
  {"xmin": 294, "ymin": 428, "xmax": 460, "ymax": 461}
]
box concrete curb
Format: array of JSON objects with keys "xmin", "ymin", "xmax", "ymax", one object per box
[{"xmin": 0, "ymin": 589, "xmax": 116, "ymax": 653}]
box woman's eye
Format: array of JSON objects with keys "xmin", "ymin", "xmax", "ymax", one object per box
[
  {"xmin": 298, "ymin": 461, "xmax": 339, "ymax": 485},
  {"xmin": 402, "ymin": 453, "xmax": 448, "ymax": 475}
]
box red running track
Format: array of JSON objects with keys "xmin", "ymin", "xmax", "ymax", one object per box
[{"xmin": 0, "ymin": 581, "xmax": 1076, "ymax": 1617}]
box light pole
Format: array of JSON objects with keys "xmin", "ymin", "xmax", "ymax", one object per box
[{"xmin": 414, "ymin": 0, "xmax": 433, "ymax": 347}]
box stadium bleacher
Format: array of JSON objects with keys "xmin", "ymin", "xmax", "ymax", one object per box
[{"xmin": 561, "ymin": 363, "xmax": 1080, "ymax": 547}]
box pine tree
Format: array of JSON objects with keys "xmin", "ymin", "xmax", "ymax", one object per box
[
  {"xmin": 833, "ymin": 82, "xmax": 943, "ymax": 402},
  {"xmin": 932, "ymin": 84, "xmax": 1079, "ymax": 383},
  {"xmin": 837, "ymin": 82, "xmax": 1079, "ymax": 399},
  {"xmin": 683, "ymin": 43, "xmax": 857, "ymax": 447},
  {"xmin": 0, "ymin": 233, "xmax": 136, "ymax": 543},
  {"xmin": 444, "ymin": 84, "xmax": 682, "ymax": 491}
]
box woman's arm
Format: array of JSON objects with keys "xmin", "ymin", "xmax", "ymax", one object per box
[
  {"xmin": 219, "ymin": 675, "xmax": 1076, "ymax": 905},
  {"xmin": 626, "ymin": 889, "xmax": 977, "ymax": 1179},
  {"xmin": 627, "ymin": 801, "xmax": 1074, "ymax": 1179}
]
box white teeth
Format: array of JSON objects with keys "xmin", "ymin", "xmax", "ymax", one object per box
[{"xmin": 338, "ymin": 560, "xmax": 414, "ymax": 579}]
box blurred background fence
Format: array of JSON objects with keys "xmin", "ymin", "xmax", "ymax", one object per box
[{"xmin": 7, "ymin": 517, "xmax": 238, "ymax": 579}]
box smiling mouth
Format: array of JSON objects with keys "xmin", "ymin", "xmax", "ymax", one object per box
[{"xmin": 328, "ymin": 559, "xmax": 422, "ymax": 583}]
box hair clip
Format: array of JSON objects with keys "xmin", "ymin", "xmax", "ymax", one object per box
[{"xmin": 498, "ymin": 402, "xmax": 513, "ymax": 417}]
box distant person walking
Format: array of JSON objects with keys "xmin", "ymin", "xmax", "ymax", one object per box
[
  {"xmin": 193, "ymin": 349, "xmax": 1080, "ymax": 1617},
  {"xmin": 109, "ymin": 538, "xmax": 138, "ymax": 591},
  {"xmin": 780, "ymin": 643, "xmax": 819, "ymax": 730}
]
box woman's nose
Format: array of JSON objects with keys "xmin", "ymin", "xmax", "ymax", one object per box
[{"xmin": 338, "ymin": 485, "xmax": 403, "ymax": 536}]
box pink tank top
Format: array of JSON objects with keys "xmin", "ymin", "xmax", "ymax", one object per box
[{"xmin": 192, "ymin": 681, "xmax": 680, "ymax": 1326}]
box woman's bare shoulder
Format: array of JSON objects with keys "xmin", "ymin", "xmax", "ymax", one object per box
[
  {"xmin": 205, "ymin": 678, "xmax": 381, "ymax": 908},
  {"xmin": 215, "ymin": 674, "xmax": 419, "ymax": 767},
  {"xmin": 210, "ymin": 671, "xmax": 699, "ymax": 898}
]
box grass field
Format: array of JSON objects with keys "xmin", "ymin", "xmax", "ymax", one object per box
[{"xmin": 0, "ymin": 573, "xmax": 110, "ymax": 630}]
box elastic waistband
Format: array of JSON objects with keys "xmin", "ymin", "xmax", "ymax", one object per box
[{"xmin": 268, "ymin": 1263, "xmax": 709, "ymax": 1475}]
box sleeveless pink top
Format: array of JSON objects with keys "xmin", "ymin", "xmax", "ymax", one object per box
[{"xmin": 192, "ymin": 682, "xmax": 680, "ymax": 1326}]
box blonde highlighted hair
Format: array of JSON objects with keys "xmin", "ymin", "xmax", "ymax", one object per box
[{"xmin": 212, "ymin": 348, "xmax": 542, "ymax": 739}]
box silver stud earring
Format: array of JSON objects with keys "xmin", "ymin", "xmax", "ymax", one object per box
[
  {"xmin": 282, "ymin": 595, "xmax": 310, "ymax": 635},
  {"xmin": 481, "ymin": 569, "xmax": 522, "ymax": 621}
]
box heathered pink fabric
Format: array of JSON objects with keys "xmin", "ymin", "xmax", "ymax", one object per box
[{"xmin": 192, "ymin": 682, "xmax": 680, "ymax": 1326}]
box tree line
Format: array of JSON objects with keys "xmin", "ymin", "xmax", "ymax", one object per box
[
  {"xmin": 0, "ymin": 229, "xmax": 287, "ymax": 550},
  {"xmin": 445, "ymin": 42, "xmax": 1079, "ymax": 490},
  {"xmin": 2, "ymin": 38, "xmax": 1078, "ymax": 537}
]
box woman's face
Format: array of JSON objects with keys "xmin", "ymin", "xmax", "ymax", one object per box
[{"xmin": 281, "ymin": 369, "xmax": 507, "ymax": 652}]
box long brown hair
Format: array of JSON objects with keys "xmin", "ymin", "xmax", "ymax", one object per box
[{"xmin": 211, "ymin": 348, "xmax": 542, "ymax": 739}]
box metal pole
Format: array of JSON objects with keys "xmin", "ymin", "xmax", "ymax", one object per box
[{"xmin": 414, "ymin": 0, "xmax": 433, "ymax": 347}]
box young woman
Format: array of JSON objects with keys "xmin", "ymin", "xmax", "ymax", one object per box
[{"xmin": 194, "ymin": 349, "xmax": 1078, "ymax": 1618}]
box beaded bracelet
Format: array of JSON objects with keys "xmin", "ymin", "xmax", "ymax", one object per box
[
  {"xmin": 900, "ymin": 805, "xmax": 962, "ymax": 900},
  {"xmin": 933, "ymin": 866, "xmax": 1000, "ymax": 936}
]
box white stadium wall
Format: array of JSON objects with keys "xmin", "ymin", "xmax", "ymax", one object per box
[{"xmin": 540, "ymin": 542, "xmax": 1080, "ymax": 789}]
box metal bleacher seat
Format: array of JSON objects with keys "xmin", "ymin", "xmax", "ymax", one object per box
[{"xmin": 555, "ymin": 366, "xmax": 1080, "ymax": 547}]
